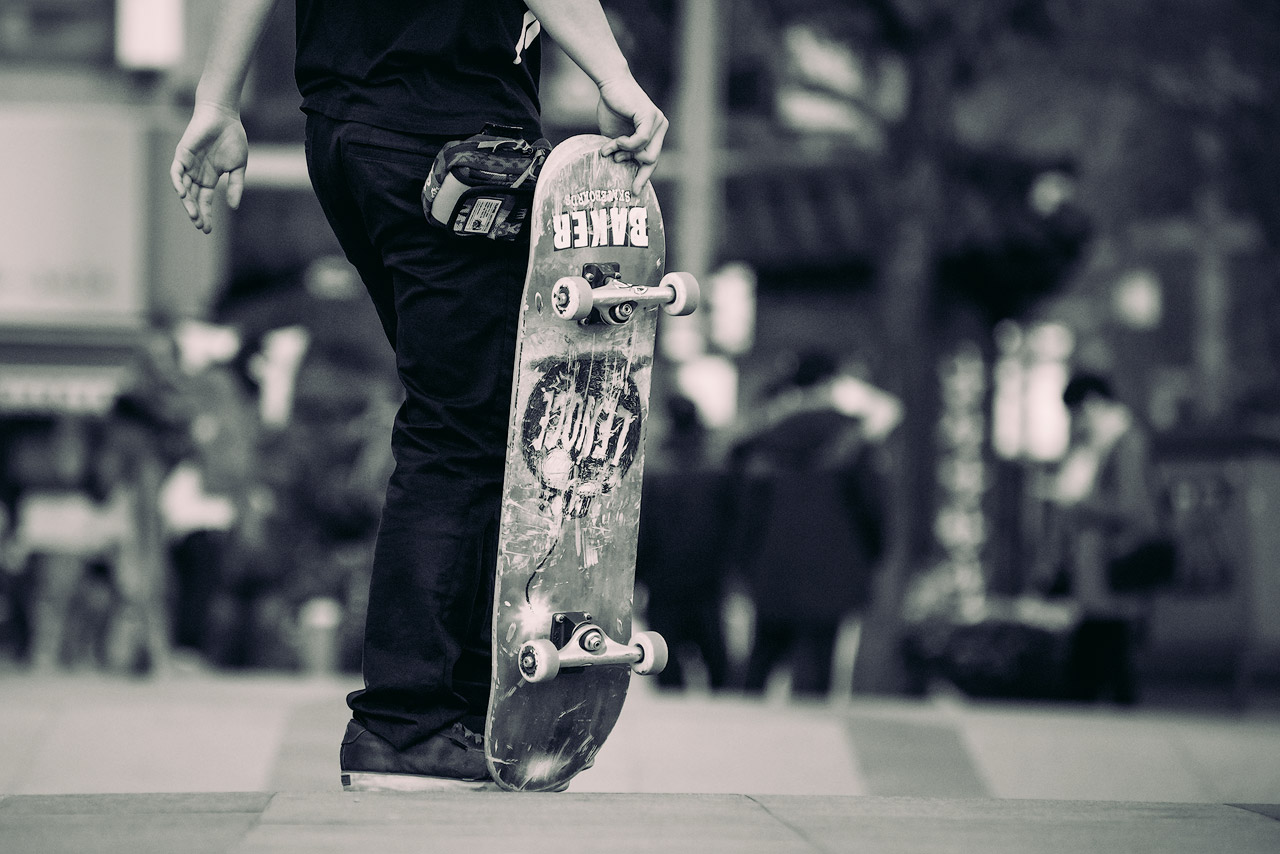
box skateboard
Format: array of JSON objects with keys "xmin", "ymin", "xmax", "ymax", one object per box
[{"xmin": 485, "ymin": 135, "xmax": 699, "ymax": 792}]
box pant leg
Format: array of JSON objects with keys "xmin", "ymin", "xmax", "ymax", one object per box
[
  {"xmin": 743, "ymin": 617, "xmax": 791, "ymax": 693},
  {"xmin": 790, "ymin": 622, "xmax": 838, "ymax": 696},
  {"xmin": 304, "ymin": 114, "xmax": 526, "ymax": 748}
]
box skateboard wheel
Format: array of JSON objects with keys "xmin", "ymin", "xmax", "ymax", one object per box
[
  {"xmin": 519, "ymin": 639, "xmax": 561, "ymax": 683},
  {"xmin": 629, "ymin": 631, "xmax": 669, "ymax": 676},
  {"xmin": 660, "ymin": 272, "xmax": 699, "ymax": 317},
  {"xmin": 552, "ymin": 276, "xmax": 594, "ymax": 321}
]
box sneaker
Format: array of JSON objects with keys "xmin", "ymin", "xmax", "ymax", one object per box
[{"xmin": 340, "ymin": 719, "xmax": 499, "ymax": 792}]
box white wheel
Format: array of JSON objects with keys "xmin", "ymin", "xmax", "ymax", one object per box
[
  {"xmin": 552, "ymin": 276, "xmax": 594, "ymax": 320},
  {"xmin": 518, "ymin": 639, "xmax": 561, "ymax": 683},
  {"xmin": 660, "ymin": 272, "xmax": 699, "ymax": 316},
  {"xmin": 630, "ymin": 631, "xmax": 669, "ymax": 676}
]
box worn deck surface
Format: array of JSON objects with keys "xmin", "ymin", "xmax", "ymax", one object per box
[{"xmin": 488, "ymin": 134, "xmax": 666, "ymax": 791}]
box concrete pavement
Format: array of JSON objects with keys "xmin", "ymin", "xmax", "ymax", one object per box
[
  {"xmin": 1, "ymin": 667, "xmax": 1278, "ymax": 851},
  {"xmin": 3, "ymin": 792, "xmax": 1279, "ymax": 854}
]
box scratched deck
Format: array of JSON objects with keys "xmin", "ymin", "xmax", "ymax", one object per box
[{"xmin": 486, "ymin": 135, "xmax": 666, "ymax": 792}]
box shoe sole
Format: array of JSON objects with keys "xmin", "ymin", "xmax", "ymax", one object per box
[{"xmin": 341, "ymin": 771, "xmax": 502, "ymax": 793}]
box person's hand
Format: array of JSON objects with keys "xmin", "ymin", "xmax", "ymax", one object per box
[
  {"xmin": 169, "ymin": 102, "xmax": 249, "ymax": 234},
  {"xmin": 596, "ymin": 76, "xmax": 668, "ymax": 195}
]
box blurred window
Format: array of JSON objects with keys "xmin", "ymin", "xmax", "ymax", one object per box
[{"xmin": 0, "ymin": 0, "xmax": 114, "ymax": 66}]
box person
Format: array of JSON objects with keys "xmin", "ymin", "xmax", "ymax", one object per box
[
  {"xmin": 1042, "ymin": 373, "xmax": 1170, "ymax": 703},
  {"xmin": 727, "ymin": 349, "xmax": 887, "ymax": 698},
  {"xmin": 170, "ymin": 0, "xmax": 668, "ymax": 791},
  {"xmin": 635, "ymin": 396, "xmax": 733, "ymax": 692}
]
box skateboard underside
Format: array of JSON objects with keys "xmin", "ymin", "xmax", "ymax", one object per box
[{"xmin": 486, "ymin": 136, "xmax": 667, "ymax": 792}]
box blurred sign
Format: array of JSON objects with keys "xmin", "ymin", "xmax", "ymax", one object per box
[
  {"xmin": 0, "ymin": 364, "xmax": 127, "ymax": 414},
  {"xmin": 935, "ymin": 343, "xmax": 990, "ymax": 615},
  {"xmin": 0, "ymin": 107, "xmax": 148, "ymax": 327}
]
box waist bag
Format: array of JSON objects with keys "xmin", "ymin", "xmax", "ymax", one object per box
[{"xmin": 422, "ymin": 124, "xmax": 551, "ymax": 241}]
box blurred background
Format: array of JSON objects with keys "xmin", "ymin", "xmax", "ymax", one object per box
[{"xmin": 0, "ymin": 0, "xmax": 1278, "ymax": 716}]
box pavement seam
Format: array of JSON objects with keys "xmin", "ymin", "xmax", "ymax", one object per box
[
  {"xmin": 230, "ymin": 791, "xmax": 277, "ymax": 853},
  {"xmin": 744, "ymin": 794, "xmax": 826, "ymax": 853},
  {"xmin": 1226, "ymin": 804, "xmax": 1280, "ymax": 823}
]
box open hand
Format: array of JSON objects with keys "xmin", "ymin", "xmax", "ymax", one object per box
[{"xmin": 170, "ymin": 103, "xmax": 249, "ymax": 234}]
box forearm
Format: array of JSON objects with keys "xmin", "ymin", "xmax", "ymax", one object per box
[
  {"xmin": 194, "ymin": 0, "xmax": 280, "ymax": 112},
  {"xmin": 524, "ymin": 0, "xmax": 632, "ymax": 86}
]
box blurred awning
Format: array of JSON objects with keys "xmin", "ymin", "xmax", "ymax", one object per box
[
  {"xmin": 0, "ymin": 326, "xmax": 144, "ymax": 416},
  {"xmin": 719, "ymin": 164, "xmax": 874, "ymax": 268}
]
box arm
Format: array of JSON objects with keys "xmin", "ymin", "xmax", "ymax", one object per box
[
  {"xmin": 524, "ymin": 0, "xmax": 668, "ymax": 194},
  {"xmin": 170, "ymin": 0, "xmax": 279, "ymax": 234}
]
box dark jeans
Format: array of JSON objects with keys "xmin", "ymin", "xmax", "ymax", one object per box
[{"xmin": 304, "ymin": 113, "xmax": 528, "ymax": 748}]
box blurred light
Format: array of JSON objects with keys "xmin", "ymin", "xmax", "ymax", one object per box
[
  {"xmin": 784, "ymin": 25, "xmax": 864, "ymax": 98},
  {"xmin": 160, "ymin": 463, "xmax": 236, "ymax": 534},
  {"xmin": 1028, "ymin": 322, "xmax": 1074, "ymax": 361},
  {"xmin": 676, "ymin": 354, "xmax": 738, "ymax": 429},
  {"xmin": 306, "ymin": 256, "xmax": 362, "ymax": 300},
  {"xmin": 176, "ymin": 321, "xmax": 241, "ymax": 374},
  {"xmin": 252, "ymin": 326, "xmax": 311, "ymax": 427},
  {"xmin": 1025, "ymin": 360, "xmax": 1069, "ymax": 461},
  {"xmin": 116, "ymin": 0, "xmax": 184, "ymax": 70},
  {"xmin": 1029, "ymin": 171, "xmax": 1074, "ymax": 217},
  {"xmin": 993, "ymin": 322, "xmax": 1073, "ymax": 461},
  {"xmin": 993, "ymin": 353, "xmax": 1024, "ymax": 460},
  {"xmin": 994, "ymin": 318, "xmax": 1023, "ymax": 354},
  {"xmin": 830, "ymin": 375, "xmax": 902, "ymax": 442},
  {"xmin": 707, "ymin": 262, "xmax": 756, "ymax": 356},
  {"xmin": 659, "ymin": 313, "xmax": 705, "ymax": 362},
  {"xmin": 1112, "ymin": 268, "xmax": 1163, "ymax": 330}
]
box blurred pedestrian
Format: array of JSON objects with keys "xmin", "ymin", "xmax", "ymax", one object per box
[
  {"xmin": 636, "ymin": 396, "xmax": 733, "ymax": 691},
  {"xmin": 729, "ymin": 349, "xmax": 887, "ymax": 698},
  {"xmin": 1041, "ymin": 372, "xmax": 1172, "ymax": 703},
  {"xmin": 7, "ymin": 417, "xmax": 106, "ymax": 670},
  {"xmin": 93, "ymin": 393, "xmax": 180, "ymax": 675}
]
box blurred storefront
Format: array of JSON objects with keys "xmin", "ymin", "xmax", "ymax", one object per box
[
  {"xmin": 2, "ymin": 1, "xmax": 1278, "ymax": 695},
  {"xmin": 0, "ymin": 1, "xmax": 227, "ymax": 407}
]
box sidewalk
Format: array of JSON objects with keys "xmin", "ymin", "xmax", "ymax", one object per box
[
  {"xmin": 2, "ymin": 668, "xmax": 1278, "ymax": 800},
  {"xmin": 3, "ymin": 792, "xmax": 1278, "ymax": 854},
  {"xmin": 0, "ymin": 668, "xmax": 1277, "ymax": 852}
]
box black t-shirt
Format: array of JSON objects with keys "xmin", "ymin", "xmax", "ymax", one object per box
[{"xmin": 295, "ymin": 0, "xmax": 543, "ymax": 138}]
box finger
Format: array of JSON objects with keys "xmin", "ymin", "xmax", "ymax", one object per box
[
  {"xmin": 196, "ymin": 185, "xmax": 217, "ymax": 233},
  {"xmin": 613, "ymin": 108, "xmax": 665, "ymax": 154},
  {"xmin": 600, "ymin": 114, "xmax": 647, "ymax": 155},
  {"xmin": 633, "ymin": 159, "xmax": 658, "ymax": 195},
  {"xmin": 177, "ymin": 172, "xmax": 200, "ymax": 221},
  {"xmin": 600, "ymin": 137, "xmax": 618, "ymax": 157},
  {"xmin": 178, "ymin": 187, "xmax": 199, "ymax": 222},
  {"xmin": 630, "ymin": 122, "xmax": 668, "ymax": 194},
  {"xmin": 226, "ymin": 166, "xmax": 246, "ymax": 211},
  {"xmin": 169, "ymin": 157, "xmax": 188, "ymax": 196}
]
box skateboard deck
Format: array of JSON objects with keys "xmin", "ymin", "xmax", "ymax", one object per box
[{"xmin": 485, "ymin": 135, "xmax": 696, "ymax": 792}]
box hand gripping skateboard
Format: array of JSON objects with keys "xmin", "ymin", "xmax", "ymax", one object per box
[{"xmin": 485, "ymin": 135, "xmax": 699, "ymax": 792}]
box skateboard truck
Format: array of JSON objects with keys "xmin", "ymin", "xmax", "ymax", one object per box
[
  {"xmin": 552, "ymin": 265, "xmax": 699, "ymax": 325},
  {"xmin": 517, "ymin": 612, "xmax": 668, "ymax": 684}
]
